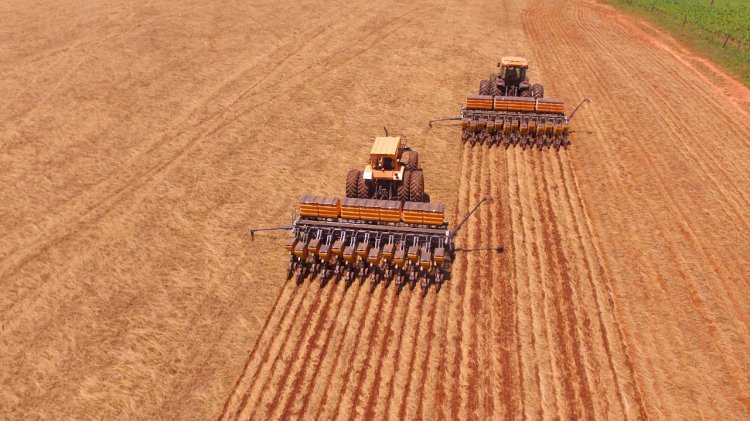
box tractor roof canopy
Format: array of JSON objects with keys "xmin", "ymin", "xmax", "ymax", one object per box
[
  {"xmin": 370, "ymin": 136, "xmax": 401, "ymax": 157},
  {"xmin": 499, "ymin": 56, "xmax": 529, "ymax": 68}
]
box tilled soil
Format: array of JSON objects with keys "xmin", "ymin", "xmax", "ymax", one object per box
[{"xmin": 1, "ymin": 0, "xmax": 749, "ymax": 419}]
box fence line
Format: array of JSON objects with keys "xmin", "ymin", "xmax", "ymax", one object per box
[{"xmin": 622, "ymin": 0, "xmax": 748, "ymax": 52}]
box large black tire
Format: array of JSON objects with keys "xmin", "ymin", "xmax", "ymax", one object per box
[
  {"xmin": 479, "ymin": 80, "xmax": 490, "ymax": 95},
  {"xmin": 402, "ymin": 150, "xmax": 419, "ymax": 171},
  {"xmin": 409, "ymin": 170, "xmax": 424, "ymax": 202},
  {"xmin": 398, "ymin": 170, "xmax": 411, "ymax": 202},
  {"xmin": 488, "ymin": 74, "xmax": 499, "ymax": 96},
  {"xmin": 346, "ymin": 169, "xmax": 360, "ymax": 198},
  {"xmin": 357, "ymin": 176, "xmax": 371, "ymax": 199},
  {"xmin": 531, "ymin": 83, "xmax": 544, "ymax": 99}
]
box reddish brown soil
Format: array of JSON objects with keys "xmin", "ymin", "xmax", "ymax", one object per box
[{"xmin": 2, "ymin": 0, "xmax": 749, "ymax": 419}]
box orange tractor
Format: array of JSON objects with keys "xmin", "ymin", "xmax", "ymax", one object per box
[
  {"xmin": 250, "ymin": 136, "xmax": 491, "ymax": 292},
  {"xmin": 431, "ymin": 57, "xmax": 589, "ymax": 149},
  {"xmin": 345, "ymin": 135, "xmax": 425, "ymax": 202}
]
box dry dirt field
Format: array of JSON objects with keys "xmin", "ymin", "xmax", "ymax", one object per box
[{"xmin": 1, "ymin": 0, "xmax": 749, "ymax": 419}]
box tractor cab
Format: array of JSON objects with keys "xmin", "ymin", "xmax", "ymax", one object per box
[
  {"xmin": 364, "ymin": 136, "xmax": 405, "ymax": 181},
  {"xmin": 497, "ymin": 56, "xmax": 529, "ymax": 92}
]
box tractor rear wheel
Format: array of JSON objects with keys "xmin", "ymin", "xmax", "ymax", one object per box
[
  {"xmin": 479, "ymin": 80, "xmax": 490, "ymax": 95},
  {"xmin": 531, "ymin": 83, "xmax": 544, "ymax": 99},
  {"xmin": 357, "ymin": 176, "xmax": 372, "ymax": 199},
  {"xmin": 398, "ymin": 170, "xmax": 412, "ymax": 202},
  {"xmin": 488, "ymin": 74, "xmax": 499, "ymax": 96},
  {"xmin": 409, "ymin": 170, "xmax": 424, "ymax": 202},
  {"xmin": 346, "ymin": 169, "xmax": 360, "ymax": 198}
]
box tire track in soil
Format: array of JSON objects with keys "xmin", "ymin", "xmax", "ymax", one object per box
[
  {"xmin": 0, "ymin": 0, "xmax": 155, "ymax": 128},
  {"xmin": 0, "ymin": 9, "xmax": 331, "ymax": 264},
  {"xmin": 0, "ymin": 20, "xmax": 355, "ymax": 340},
  {"xmin": 277, "ymin": 279, "xmax": 371, "ymax": 419},
  {"xmin": 0, "ymin": 0, "xmax": 400, "ymax": 319},
  {"xmin": 430, "ymin": 143, "xmax": 473, "ymax": 421}
]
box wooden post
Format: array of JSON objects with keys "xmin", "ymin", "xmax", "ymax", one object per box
[
  {"xmin": 723, "ymin": 34, "xmax": 730, "ymax": 48},
  {"xmin": 683, "ymin": 15, "xmax": 687, "ymax": 27}
]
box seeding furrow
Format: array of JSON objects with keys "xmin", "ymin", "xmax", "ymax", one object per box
[
  {"xmin": 282, "ymin": 276, "xmax": 374, "ymax": 419},
  {"xmin": 456, "ymin": 145, "xmax": 486, "ymax": 421},
  {"xmin": 428, "ymin": 144, "xmax": 473, "ymax": 421},
  {"xmin": 341, "ymin": 290, "xmax": 400, "ymax": 419},
  {"xmin": 475, "ymin": 145, "xmax": 496, "ymax": 417},
  {"xmin": 504, "ymin": 149, "xmax": 543, "ymax": 419},
  {"xmin": 259, "ymin": 282, "xmax": 351, "ymax": 419},
  {"xmin": 401, "ymin": 292, "xmax": 440, "ymax": 420},
  {"xmin": 381, "ymin": 290, "xmax": 426, "ymax": 419},
  {"xmin": 432, "ymin": 144, "xmax": 474, "ymax": 420},
  {"xmin": 220, "ymin": 281, "xmax": 305, "ymax": 420},
  {"xmin": 537, "ymin": 152, "xmax": 596, "ymax": 419},
  {"xmin": 233, "ymin": 282, "xmax": 327, "ymax": 418},
  {"xmin": 488, "ymin": 149, "xmax": 524, "ymax": 421},
  {"xmin": 355, "ymin": 286, "xmax": 415, "ymax": 420}
]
